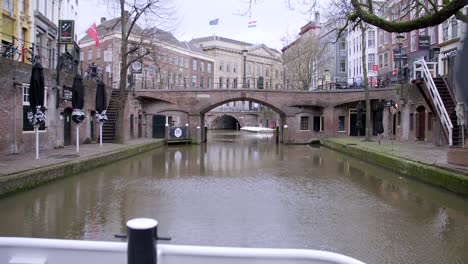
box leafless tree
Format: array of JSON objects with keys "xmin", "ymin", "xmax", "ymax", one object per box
[
  {"xmin": 100, "ymin": 0, "xmax": 175, "ymax": 142},
  {"xmin": 282, "ymin": 33, "xmax": 327, "ymax": 90}
]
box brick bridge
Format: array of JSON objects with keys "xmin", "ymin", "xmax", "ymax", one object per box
[{"xmin": 132, "ymin": 88, "xmax": 398, "ymax": 143}]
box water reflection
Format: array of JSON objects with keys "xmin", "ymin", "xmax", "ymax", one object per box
[{"xmin": 0, "ymin": 131, "xmax": 467, "ymax": 263}]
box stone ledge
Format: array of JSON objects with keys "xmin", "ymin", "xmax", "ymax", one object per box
[
  {"xmin": 321, "ymin": 139, "xmax": 468, "ymax": 196},
  {"xmin": 447, "ymin": 147, "xmax": 468, "ymax": 166},
  {"xmin": 0, "ymin": 141, "xmax": 165, "ymax": 197}
]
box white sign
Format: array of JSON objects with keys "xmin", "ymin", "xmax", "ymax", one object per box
[
  {"xmin": 103, "ymin": 50, "xmax": 112, "ymax": 62},
  {"xmin": 196, "ymin": 94, "xmax": 210, "ymax": 98},
  {"xmin": 174, "ymin": 128, "xmax": 182, "ymax": 138}
]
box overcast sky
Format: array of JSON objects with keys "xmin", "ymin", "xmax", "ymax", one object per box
[{"xmin": 77, "ymin": 0, "xmax": 320, "ymax": 51}]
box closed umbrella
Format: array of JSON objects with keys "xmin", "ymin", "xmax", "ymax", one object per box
[
  {"xmin": 356, "ymin": 101, "xmax": 364, "ymax": 136},
  {"xmin": 72, "ymin": 74, "xmax": 85, "ymax": 152},
  {"xmin": 95, "ymin": 81, "xmax": 108, "ymax": 147},
  {"xmin": 375, "ymin": 100, "xmax": 385, "ymax": 136},
  {"xmin": 29, "ymin": 61, "xmax": 46, "ymax": 159}
]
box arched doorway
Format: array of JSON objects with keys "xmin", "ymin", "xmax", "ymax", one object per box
[
  {"xmin": 416, "ymin": 105, "xmax": 426, "ymax": 141},
  {"xmin": 63, "ymin": 108, "xmax": 72, "ymax": 146}
]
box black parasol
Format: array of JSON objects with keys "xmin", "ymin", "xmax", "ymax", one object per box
[
  {"xmin": 29, "ymin": 62, "xmax": 46, "ymax": 125},
  {"xmin": 72, "ymin": 74, "xmax": 85, "ymax": 124},
  {"xmin": 95, "ymin": 80, "xmax": 108, "ymax": 123},
  {"xmin": 375, "ymin": 100, "xmax": 385, "ymax": 134}
]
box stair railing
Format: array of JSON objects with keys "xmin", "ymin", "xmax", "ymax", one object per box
[{"xmin": 414, "ymin": 59, "xmax": 453, "ymax": 145}]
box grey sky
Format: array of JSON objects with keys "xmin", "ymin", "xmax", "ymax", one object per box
[{"xmin": 77, "ymin": 0, "xmax": 317, "ymax": 51}]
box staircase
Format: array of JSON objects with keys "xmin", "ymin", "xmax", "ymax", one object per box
[
  {"xmin": 432, "ymin": 77, "xmax": 464, "ymax": 147},
  {"xmin": 101, "ymin": 89, "xmax": 126, "ymax": 143},
  {"xmin": 413, "ymin": 59, "xmax": 463, "ymax": 146}
]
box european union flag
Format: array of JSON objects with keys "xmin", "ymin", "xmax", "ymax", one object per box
[{"xmin": 209, "ymin": 18, "xmax": 219, "ymax": 26}]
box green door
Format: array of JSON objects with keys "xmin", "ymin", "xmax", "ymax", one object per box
[{"xmin": 152, "ymin": 115, "xmax": 166, "ymax": 138}]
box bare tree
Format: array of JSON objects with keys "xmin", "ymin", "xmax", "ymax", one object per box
[
  {"xmin": 106, "ymin": 0, "xmax": 175, "ymax": 142},
  {"xmin": 282, "ymin": 33, "xmax": 326, "ymax": 90}
]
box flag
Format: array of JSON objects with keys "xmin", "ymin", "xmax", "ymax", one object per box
[
  {"xmin": 280, "ymin": 36, "xmax": 286, "ymax": 42},
  {"xmin": 85, "ymin": 22, "xmax": 100, "ymax": 48},
  {"xmin": 248, "ymin": 20, "xmax": 257, "ymax": 28},
  {"xmin": 209, "ymin": 18, "xmax": 219, "ymax": 26}
]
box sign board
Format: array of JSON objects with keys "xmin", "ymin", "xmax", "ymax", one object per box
[
  {"xmin": 59, "ymin": 20, "xmax": 74, "ymax": 44},
  {"xmin": 132, "ymin": 61, "xmax": 142, "ymax": 73},
  {"xmin": 372, "ymin": 64, "xmax": 378, "ymax": 71},
  {"xmin": 418, "ymin": 35, "xmax": 430, "ymax": 49},
  {"xmin": 63, "ymin": 85, "xmax": 73, "ymax": 101},
  {"xmin": 169, "ymin": 127, "xmax": 187, "ymax": 139}
]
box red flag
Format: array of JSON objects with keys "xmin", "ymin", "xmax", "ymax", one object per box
[{"xmin": 86, "ymin": 22, "xmax": 100, "ymax": 48}]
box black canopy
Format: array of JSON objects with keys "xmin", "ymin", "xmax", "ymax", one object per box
[
  {"xmin": 29, "ymin": 62, "xmax": 44, "ymax": 114},
  {"xmin": 72, "ymin": 74, "xmax": 84, "ymax": 109},
  {"xmin": 95, "ymin": 81, "xmax": 107, "ymax": 114},
  {"xmin": 72, "ymin": 74, "xmax": 85, "ymax": 124},
  {"xmin": 375, "ymin": 100, "xmax": 385, "ymax": 134}
]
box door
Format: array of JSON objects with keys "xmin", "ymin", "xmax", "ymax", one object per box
[
  {"xmin": 138, "ymin": 115, "xmax": 143, "ymax": 138},
  {"xmin": 130, "ymin": 114, "xmax": 134, "ymax": 138},
  {"xmin": 64, "ymin": 108, "xmax": 72, "ymax": 146},
  {"xmin": 417, "ymin": 106, "xmax": 426, "ymax": 140},
  {"xmin": 152, "ymin": 115, "xmax": 166, "ymax": 138},
  {"xmin": 350, "ymin": 113, "xmax": 366, "ymax": 136}
]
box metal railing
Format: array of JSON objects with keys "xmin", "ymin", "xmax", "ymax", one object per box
[{"xmin": 414, "ymin": 59, "xmax": 453, "ymax": 145}]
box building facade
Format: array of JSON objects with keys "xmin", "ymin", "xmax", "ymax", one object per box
[
  {"xmin": 347, "ymin": 24, "xmax": 378, "ymax": 88},
  {"xmin": 79, "ymin": 16, "xmax": 215, "ymax": 90},
  {"xmin": 1, "ymin": 0, "xmax": 34, "ymax": 59}
]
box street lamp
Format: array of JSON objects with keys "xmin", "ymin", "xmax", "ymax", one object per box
[
  {"xmin": 242, "ymin": 49, "xmax": 248, "ymax": 88},
  {"xmin": 396, "ymin": 34, "xmax": 405, "ymax": 83}
]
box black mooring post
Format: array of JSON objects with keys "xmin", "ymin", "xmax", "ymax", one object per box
[{"xmin": 127, "ymin": 218, "xmax": 158, "ymax": 264}]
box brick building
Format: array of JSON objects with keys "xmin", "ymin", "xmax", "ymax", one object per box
[{"xmin": 78, "ymin": 16, "xmax": 214, "ymax": 90}]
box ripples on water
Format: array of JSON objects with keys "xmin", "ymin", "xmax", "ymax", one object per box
[{"xmin": 0, "ymin": 130, "xmax": 467, "ymax": 263}]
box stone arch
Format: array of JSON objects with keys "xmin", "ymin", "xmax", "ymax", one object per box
[
  {"xmin": 198, "ymin": 97, "xmax": 286, "ymax": 116},
  {"xmin": 416, "ymin": 105, "xmax": 426, "ymax": 141},
  {"xmin": 209, "ymin": 115, "xmax": 242, "ymax": 130}
]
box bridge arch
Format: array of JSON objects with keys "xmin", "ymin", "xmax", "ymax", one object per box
[{"xmin": 199, "ymin": 97, "xmax": 286, "ymax": 116}]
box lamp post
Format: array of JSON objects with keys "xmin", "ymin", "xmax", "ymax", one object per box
[
  {"xmin": 242, "ymin": 49, "xmax": 248, "ymax": 88},
  {"xmin": 396, "ymin": 34, "xmax": 404, "ymax": 83}
]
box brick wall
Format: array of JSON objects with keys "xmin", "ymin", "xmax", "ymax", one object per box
[{"xmin": 0, "ymin": 57, "xmax": 113, "ymax": 155}]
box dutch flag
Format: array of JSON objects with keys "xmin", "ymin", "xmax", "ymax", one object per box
[{"xmin": 248, "ymin": 21, "xmax": 257, "ymax": 28}]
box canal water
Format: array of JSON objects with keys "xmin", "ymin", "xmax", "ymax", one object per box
[{"xmin": 0, "ymin": 131, "xmax": 467, "ymax": 263}]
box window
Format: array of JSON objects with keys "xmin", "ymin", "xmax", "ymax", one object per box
[
  {"xmin": 200, "ymin": 77, "xmax": 204, "ymax": 88},
  {"xmin": 384, "ymin": 32, "xmax": 389, "ymax": 44},
  {"xmin": 442, "ymin": 21, "xmax": 449, "ymax": 41},
  {"xmin": 368, "ymin": 53, "xmax": 375, "ymax": 71},
  {"xmin": 410, "ymin": 30, "xmax": 417, "ymax": 51},
  {"xmin": 192, "ymin": 59, "xmax": 197, "ymax": 71},
  {"xmin": 383, "ymin": 52, "xmax": 389, "ymax": 68},
  {"xmin": 226, "ymin": 63, "xmax": 231, "ymax": 72},
  {"xmin": 451, "ymin": 18, "xmax": 458, "ymax": 38},
  {"xmin": 96, "ymin": 48, "xmax": 101, "ymax": 59},
  {"xmin": 219, "ymin": 77, "xmax": 223, "ymax": 88},
  {"xmin": 233, "ymin": 78, "xmax": 238, "ymax": 88},
  {"xmin": 226, "ymin": 78, "xmax": 230, "ymax": 88},
  {"xmin": 207, "ymin": 63, "xmax": 212, "ymax": 73},
  {"xmin": 339, "ymin": 38, "xmax": 346, "ymax": 51},
  {"xmin": 219, "ymin": 61, "xmax": 224, "ymax": 71},
  {"xmin": 429, "ymin": 27, "xmax": 436, "ymax": 44},
  {"xmin": 338, "ymin": 116, "xmax": 345, "ymax": 132},
  {"xmin": 300, "ymin": 116, "xmax": 309, "ymax": 130},
  {"xmin": 368, "ymin": 30, "xmax": 375, "ymax": 48},
  {"xmin": 3, "ymin": 0, "xmax": 13, "ymax": 13},
  {"xmin": 192, "ymin": 75, "xmax": 197, "ymax": 87},
  {"xmin": 174, "ymin": 56, "xmax": 178, "ymax": 66},
  {"xmin": 200, "ymin": 62, "xmax": 205, "ymax": 73},
  {"xmin": 265, "ymin": 67, "xmax": 270, "ymax": 77},
  {"xmin": 233, "ymin": 63, "xmax": 238, "ymax": 73},
  {"xmin": 340, "ymin": 59, "xmax": 346, "ymax": 72},
  {"xmin": 379, "ymin": 30, "xmax": 384, "ymax": 46}
]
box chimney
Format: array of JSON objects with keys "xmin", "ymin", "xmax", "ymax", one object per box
[
  {"xmin": 314, "ymin": 12, "xmax": 320, "ymax": 24},
  {"xmin": 101, "ymin": 17, "xmax": 106, "ymax": 24}
]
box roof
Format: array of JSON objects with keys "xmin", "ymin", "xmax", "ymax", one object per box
[
  {"xmin": 190, "ymin": 36, "xmax": 253, "ymax": 47},
  {"xmin": 79, "ymin": 16, "xmax": 144, "ymax": 43}
]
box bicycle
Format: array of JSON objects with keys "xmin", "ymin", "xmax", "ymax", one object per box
[{"xmin": 1, "ymin": 42, "xmax": 22, "ymax": 61}]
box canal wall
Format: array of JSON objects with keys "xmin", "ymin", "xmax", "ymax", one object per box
[
  {"xmin": 321, "ymin": 139, "xmax": 468, "ymax": 196},
  {"xmin": 0, "ymin": 140, "xmax": 164, "ymax": 197}
]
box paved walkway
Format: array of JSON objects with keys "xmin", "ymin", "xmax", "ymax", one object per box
[
  {"xmin": 0, "ymin": 139, "xmax": 164, "ymax": 176},
  {"xmin": 329, "ymin": 138, "xmax": 468, "ymax": 176}
]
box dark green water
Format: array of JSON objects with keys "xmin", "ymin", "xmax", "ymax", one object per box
[{"xmin": 0, "ymin": 131, "xmax": 467, "ymax": 263}]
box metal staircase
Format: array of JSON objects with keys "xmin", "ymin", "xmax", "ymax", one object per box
[
  {"xmin": 100, "ymin": 89, "xmax": 126, "ymax": 143},
  {"xmin": 413, "ymin": 59, "xmax": 464, "ymax": 146}
]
